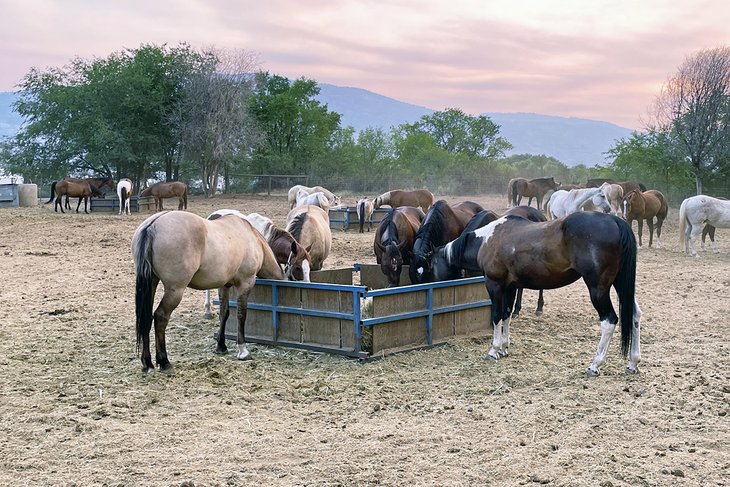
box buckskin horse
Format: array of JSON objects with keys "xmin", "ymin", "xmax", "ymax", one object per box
[
  {"xmin": 433, "ymin": 211, "xmax": 641, "ymax": 376},
  {"xmin": 622, "ymin": 189, "xmax": 668, "ymax": 248},
  {"xmin": 510, "ymin": 177, "xmax": 559, "ymax": 209},
  {"xmin": 356, "ymin": 198, "xmax": 375, "ymax": 233},
  {"xmin": 285, "ymin": 205, "xmax": 332, "ymax": 271},
  {"xmin": 132, "ymin": 211, "xmax": 285, "ymax": 373},
  {"xmin": 373, "ymin": 189, "xmax": 435, "ymax": 214},
  {"xmin": 679, "ymin": 195, "xmax": 730, "ymax": 256},
  {"xmin": 140, "ymin": 181, "xmax": 188, "ymax": 211},
  {"xmin": 373, "ymin": 206, "xmax": 425, "ymax": 287}
]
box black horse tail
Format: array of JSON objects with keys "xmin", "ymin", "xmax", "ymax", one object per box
[
  {"xmin": 613, "ymin": 216, "xmax": 638, "ymax": 357},
  {"xmin": 358, "ymin": 200, "xmax": 366, "ymax": 233},
  {"xmin": 133, "ymin": 215, "xmax": 162, "ymax": 352},
  {"xmin": 639, "ymin": 182, "xmax": 647, "ymax": 192},
  {"xmin": 510, "ymin": 179, "xmax": 520, "ymax": 206},
  {"xmin": 46, "ymin": 181, "xmax": 57, "ymax": 204}
]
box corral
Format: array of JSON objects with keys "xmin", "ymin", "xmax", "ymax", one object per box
[
  {"xmin": 328, "ymin": 206, "xmax": 390, "ymax": 231},
  {"xmin": 0, "ymin": 193, "xmax": 729, "ymax": 486}
]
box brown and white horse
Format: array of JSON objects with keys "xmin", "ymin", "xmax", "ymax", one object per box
[{"xmin": 116, "ymin": 178, "xmax": 133, "ymax": 215}]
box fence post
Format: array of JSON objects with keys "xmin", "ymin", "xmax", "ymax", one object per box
[{"xmin": 267, "ymin": 175, "xmax": 272, "ymax": 196}]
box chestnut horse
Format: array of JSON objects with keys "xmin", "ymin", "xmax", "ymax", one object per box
[
  {"xmin": 409, "ymin": 200, "xmax": 482, "ymax": 284},
  {"xmin": 373, "ymin": 206, "xmax": 425, "ymax": 287},
  {"xmin": 140, "ymin": 181, "xmax": 188, "ymax": 211},
  {"xmin": 132, "ymin": 211, "xmax": 285, "ymax": 373},
  {"xmin": 622, "ymin": 189, "xmax": 668, "ymax": 248},
  {"xmin": 202, "ymin": 209, "xmax": 313, "ymax": 318},
  {"xmin": 510, "ymin": 177, "xmax": 559, "ymax": 209},
  {"xmin": 286, "ymin": 205, "xmax": 332, "ymax": 271},
  {"xmin": 374, "ymin": 189, "xmax": 434, "ymax": 214},
  {"xmin": 356, "ymin": 198, "xmax": 375, "ymax": 233},
  {"xmin": 434, "ymin": 210, "xmax": 641, "ymax": 376},
  {"xmin": 679, "ymin": 195, "xmax": 730, "ymax": 256},
  {"xmin": 46, "ymin": 176, "xmax": 115, "ymax": 213}
]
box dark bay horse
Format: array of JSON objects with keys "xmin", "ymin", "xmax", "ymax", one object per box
[
  {"xmin": 622, "ymin": 189, "xmax": 668, "ymax": 248},
  {"xmin": 286, "ymin": 205, "xmax": 332, "ymax": 271},
  {"xmin": 133, "ymin": 211, "xmax": 285, "ymax": 373},
  {"xmin": 434, "ymin": 211, "xmax": 641, "ymax": 376},
  {"xmin": 374, "ymin": 189, "xmax": 434, "ymax": 214},
  {"xmin": 409, "ymin": 200, "xmax": 481, "ymax": 284},
  {"xmin": 47, "ymin": 176, "xmax": 115, "ymax": 213},
  {"xmin": 432, "ymin": 206, "xmax": 546, "ymax": 316},
  {"xmin": 373, "ymin": 206, "xmax": 425, "ymax": 286},
  {"xmin": 511, "ymin": 177, "xmax": 559, "ymax": 209},
  {"xmin": 141, "ymin": 181, "xmax": 188, "ymax": 211}
]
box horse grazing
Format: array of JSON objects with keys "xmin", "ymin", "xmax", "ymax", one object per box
[
  {"xmin": 409, "ymin": 200, "xmax": 481, "ymax": 284},
  {"xmin": 546, "ymin": 187, "xmax": 611, "ymax": 220},
  {"xmin": 132, "ymin": 211, "xmax": 285, "ymax": 373},
  {"xmin": 295, "ymin": 189, "xmax": 330, "ymax": 211},
  {"xmin": 140, "ymin": 181, "xmax": 188, "ymax": 211},
  {"xmin": 374, "ymin": 189, "xmax": 434, "ymax": 214},
  {"xmin": 432, "ymin": 205, "xmax": 547, "ymax": 316},
  {"xmin": 286, "ymin": 205, "xmax": 332, "ymax": 271},
  {"xmin": 356, "ymin": 198, "xmax": 375, "ymax": 233},
  {"xmin": 510, "ymin": 177, "xmax": 559, "ymax": 209},
  {"xmin": 622, "ymin": 189, "xmax": 668, "ymax": 248},
  {"xmin": 202, "ymin": 209, "xmax": 313, "ymax": 318},
  {"xmin": 373, "ymin": 206, "xmax": 425, "ymax": 287},
  {"xmin": 440, "ymin": 211, "xmax": 641, "ymax": 376},
  {"xmin": 287, "ymin": 185, "xmax": 341, "ymax": 209},
  {"xmin": 678, "ymin": 195, "xmax": 730, "ymax": 256},
  {"xmin": 47, "ymin": 177, "xmax": 115, "ymax": 213},
  {"xmin": 117, "ymin": 178, "xmax": 133, "ymax": 215}
]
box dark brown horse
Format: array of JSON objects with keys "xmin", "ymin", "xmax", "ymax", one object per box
[
  {"xmin": 374, "ymin": 189, "xmax": 434, "ymax": 214},
  {"xmin": 140, "ymin": 181, "xmax": 188, "ymax": 211},
  {"xmin": 510, "ymin": 177, "xmax": 559, "ymax": 209},
  {"xmin": 133, "ymin": 211, "xmax": 285, "ymax": 373},
  {"xmin": 373, "ymin": 206, "xmax": 425, "ymax": 287},
  {"xmin": 433, "ymin": 210, "xmax": 641, "ymax": 376},
  {"xmin": 622, "ymin": 189, "xmax": 668, "ymax": 248},
  {"xmin": 46, "ymin": 176, "xmax": 115, "ymax": 213},
  {"xmin": 409, "ymin": 200, "xmax": 482, "ymax": 284}
]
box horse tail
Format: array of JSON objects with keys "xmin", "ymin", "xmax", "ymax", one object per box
[
  {"xmin": 183, "ymin": 186, "xmax": 188, "ymax": 210},
  {"xmin": 133, "ymin": 215, "xmax": 162, "ymax": 353},
  {"xmin": 507, "ymin": 180, "xmax": 513, "ymax": 206},
  {"xmin": 46, "ymin": 181, "xmax": 57, "ymax": 204},
  {"xmin": 358, "ymin": 200, "xmax": 366, "ymax": 233},
  {"xmin": 614, "ymin": 217, "xmax": 637, "ymax": 357},
  {"xmin": 510, "ymin": 179, "xmax": 519, "ymax": 206},
  {"xmin": 678, "ymin": 198, "xmax": 689, "ymax": 251}
]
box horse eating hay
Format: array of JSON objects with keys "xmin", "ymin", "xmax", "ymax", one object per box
[
  {"xmin": 373, "ymin": 206, "xmax": 425, "ymax": 287},
  {"xmin": 374, "ymin": 189, "xmax": 434, "ymax": 214},
  {"xmin": 133, "ymin": 210, "xmax": 285, "ymax": 373},
  {"xmin": 434, "ymin": 211, "xmax": 641, "ymax": 376}
]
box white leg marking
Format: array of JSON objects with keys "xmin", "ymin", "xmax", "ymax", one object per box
[
  {"xmin": 500, "ymin": 315, "xmax": 511, "ymax": 357},
  {"xmin": 587, "ymin": 319, "xmax": 616, "ymax": 377},
  {"xmin": 627, "ymin": 300, "xmax": 642, "ymax": 374},
  {"xmin": 203, "ymin": 290, "xmax": 212, "ymax": 319},
  {"xmin": 237, "ymin": 344, "xmax": 251, "ymax": 361},
  {"xmin": 487, "ymin": 319, "xmax": 504, "ymax": 361}
]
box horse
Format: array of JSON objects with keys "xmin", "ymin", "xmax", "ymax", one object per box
[
  {"xmin": 373, "ymin": 206, "xmax": 425, "ymax": 287},
  {"xmin": 373, "ymin": 189, "xmax": 434, "ymax": 214},
  {"xmin": 622, "ymin": 189, "xmax": 668, "ymax": 248},
  {"xmin": 295, "ymin": 189, "xmax": 330, "ymax": 211},
  {"xmin": 47, "ymin": 179, "xmax": 106, "ymax": 214},
  {"xmin": 286, "ymin": 205, "xmax": 332, "ymax": 271},
  {"xmin": 287, "ymin": 185, "xmax": 341, "ymax": 209},
  {"xmin": 546, "ymin": 187, "xmax": 611, "ymax": 220},
  {"xmin": 356, "ymin": 198, "xmax": 375, "ymax": 233},
  {"xmin": 46, "ymin": 176, "xmax": 115, "ymax": 212},
  {"xmin": 510, "ymin": 177, "xmax": 559, "ymax": 209},
  {"xmin": 587, "ymin": 179, "xmax": 647, "ymax": 195},
  {"xmin": 598, "ymin": 182, "xmax": 624, "ymax": 215},
  {"xmin": 506, "ymin": 177, "xmax": 527, "ymax": 208},
  {"xmin": 132, "ymin": 210, "xmax": 285, "ymax": 373},
  {"xmin": 678, "ymin": 195, "xmax": 730, "ymax": 256},
  {"xmin": 202, "ymin": 209, "xmax": 313, "ymax": 318},
  {"xmin": 117, "ymin": 178, "xmax": 133, "ymax": 215},
  {"xmin": 700, "ymin": 197, "xmax": 729, "ymax": 251},
  {"xmin": 409, "ymin": 200, "xmax": 481, "ymax": 284},
  {"xmin": 140, "ymin": 181, "xmax": 188, "ymax": 211},
  {"xmin": 436, "ymin": 211, "xmax": 641, "ymax": 376},
  {"xmin": 432, "ymin": 206, "xmax": 547, "ymax": 317}
]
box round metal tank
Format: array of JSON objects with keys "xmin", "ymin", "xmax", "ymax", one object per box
[{"xmin": 18, "ymin": 184, "xmax": 38, "ymax": 207}]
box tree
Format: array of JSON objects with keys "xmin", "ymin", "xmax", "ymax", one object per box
[
  {"xmin": 651, "ymin": 46, "xmax": 730, "ymax": 194},
  {"xmin": 606, "ymin": 131, "xmax": 689, "ymax": 190}
]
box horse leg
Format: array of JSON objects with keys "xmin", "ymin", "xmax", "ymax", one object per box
[
  {"xmin": 233, "ymin": 279, "xmax": 255, "ymax": 360},
  {"xmin": 153, "ymin": 286, "xmax": 184, "ymax": 372},
  {"xmin": 55, "ymin": 196, "xmax": 64, "ymax": 214},
  {"xmin": 75, "ymin": 197, "xmax": 83, "ymax": 213},
  {"xmin": 512, "ymin": 288, "xmax": 523, "ymax": 317},
  {"xmin": 655, "ymin": 218, "xmax": 664, "ymax": 249},
  {"xmin": 626, "ymin": 299, "xmax": 642, "ymax": 374},
  {"xmin": 535, "ymin": 289, "xmax": 544, "ymax": 316},
  {"xmin": 636, "ymin": 220, "xmax": 644, "ymax": 247},
  {"xmin": 646, "ymin": 219, "xmax": 655, "ymax": 248},
  {"xmin": 585, "ymin": 283, "xmax": 618, "ymax": 377},
  {"xmin": 203, "ymin": 289, "xmax": 213, "ymax": 319},
  {"xmin": 178, "ymin": 197, "xmax": 183, "ymax": 211},
  {"xmin": 688, "ymin": 224, "xmax": 701, "ymax": 257},
  {"xmin": 216, "ymin": 287, "xmax": 231, "ymax": 354},
  {"xmin": 485, "ymin": 282, "xmax": 511, "ymax": 361}
]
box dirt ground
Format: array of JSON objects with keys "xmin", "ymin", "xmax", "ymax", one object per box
[{"xmin": 0, "ymin": 191, "xmax": 728, "ymax": 487}]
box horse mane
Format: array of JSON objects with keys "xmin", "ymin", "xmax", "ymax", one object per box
[
  {"xmin": 287, "ymin": 213, "xmax": 308, "ymax": 242},
  {"xmin": 268, "ymin": 226, "xmax": 292, "ymax": 245},
  {"xmin": 414, "ymin": 201, "xmax": 453, "ymax": 252},
  {"xmin": 378, "ymin": 209, "xmax": 400, "ymax": 245}
]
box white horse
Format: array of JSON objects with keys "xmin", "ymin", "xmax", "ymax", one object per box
[
  {"xmin": 356, "ymin": 198, "xmax": 374, "ymax": 232},
  {"xmin": 295, "ymin": 189, "xmax": 330, "ymax": 211},
  {"xmin": 547, "ymin": 187, "xmax": 611, "ymax": 220},
  {"xmin": 287, "ymin": 185, "xmax": 341, "ymax": 209},
  {"xmin": 116, "ymin": 178, "xmax": 132, "ymax": 215},
  {"xmin": 679, "ymin": 195, "xmax": 730, "ymax": 256}
]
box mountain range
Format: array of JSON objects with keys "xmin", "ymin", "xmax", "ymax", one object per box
[{"xmin": 0, "ymin": 84, "xmax": 635, "ymax": 167}]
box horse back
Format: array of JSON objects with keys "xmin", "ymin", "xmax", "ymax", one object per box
[{"xmin": 643, "ymin": 190, "xmax": 668, "ymax": 218}]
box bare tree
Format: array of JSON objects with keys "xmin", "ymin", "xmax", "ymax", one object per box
[
  {"xmin": 175, "ymin": 48, "xmax": 262, "ymax": 196},
  {"xmin": 651, "ymin": 46, "xmax": 730, "ymax": 194}
]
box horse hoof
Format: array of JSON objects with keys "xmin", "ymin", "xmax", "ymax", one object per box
[
  {"xmin": 237, "ymin": 350, "xmax": 252, "ymax": 361},
  {"xmin": 535, "ymin": 310, "xmax": 543, "ymax": 317},
  {"xmin": 585, "ymin": 367, "xmax": 600, "ymax": 378},
  {"xmin": 204, "ymin": 312, "xmax": 213, "ymax": 320},
  {"xmin": 625, "ymin": 365, "xmax": 639, "ymax": 375},
  {"xmin": 159, "ymin": 364, "xmax": 174, "ymax": 374},
  {"xmin": 142, "ymin": 366, "xmax": 154, "ymax": 375},
  {"xmin": 486, "ymin": 352, "xmax": 499, "ymax": 362},
  {"xmin": 215, "ymin": 346, "xmax": 228, "ymax": 355}
]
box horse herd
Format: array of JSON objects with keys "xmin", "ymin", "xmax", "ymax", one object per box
[{"xmin": 122, "ymin": 179, "xmax": 730, "ymax": 377}]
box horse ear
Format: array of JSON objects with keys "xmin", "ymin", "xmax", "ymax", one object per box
[{"xmin": 291, "ymin": 241, "xmax": 298, "ymax": 254}]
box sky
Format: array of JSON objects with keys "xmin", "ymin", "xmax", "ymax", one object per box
[{"xmin": 1, "ymin": 0, "xmax": 729, "ymax": 130}]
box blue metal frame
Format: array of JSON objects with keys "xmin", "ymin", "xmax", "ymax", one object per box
[
  {"xmin": 328, "ymin": 207, "xmax": 390, "ymax": 231},
  {"xmin": 217, "ymin": 267, "xmax": 491, "ymax": 357}
]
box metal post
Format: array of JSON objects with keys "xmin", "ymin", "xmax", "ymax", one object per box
[
  {"xmin": 426, "ymin": 288, "xmax": 433, "ymax": 345},
  {"xmin": 267, "ymin": 175, "xmax": 272, "ymax": 196},
  {"xmin": 272, "ymin": 283, "xmax": 280, "ymax": 341}
]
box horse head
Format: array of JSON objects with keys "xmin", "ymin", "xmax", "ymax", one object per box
[
  {"xmin": 621, "ymin": 189, "xmax": 641, "ymax": 219},
  {"xmin": 381, "ymin": 243, "xmax": 404, "ymax": 287},
  {"xmin": 373, "ymin": 196, "xmax": 383, "ymax": 209},
  {"xmin": 409, "ymin": 249, "xmax": 434, "ymax": 284},
  {"xmin": 284, "ymin": 240, "xmax": 312, "ymax": 282},
  {"xmin": 432, "ymin": 246, "xmax": 464, "ymax": 282},
  {"xmin": 591, "ymin": 188, "xmax": 612, "ymax": 213}
]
